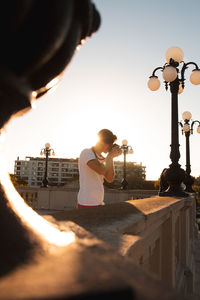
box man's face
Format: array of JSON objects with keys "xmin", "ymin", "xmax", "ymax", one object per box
[{"xmin": 101, "ymin": 142, "xmax": 113, "ymax": 153}]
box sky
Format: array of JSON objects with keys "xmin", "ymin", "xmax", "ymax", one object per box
[{"xmin": 2, "ymin": 0, "xmax": 200, "ymax": 180}]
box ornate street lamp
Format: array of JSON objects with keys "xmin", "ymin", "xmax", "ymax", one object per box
[
  {"xmin": 148, "ymin": 46, "xmax": 200, "ymax": 197},
  {"xmin": 40, "ymin": 143, "xmax": 55, "ymax": 187},
  {"xmin": 179, "ymin": 111, "xmax": 200, "ymax": 193},
  {"xmin": 121, "ymin": 139, "xmax": 133, "ymax": 190}
]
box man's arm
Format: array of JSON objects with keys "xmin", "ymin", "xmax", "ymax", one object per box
[
  {"xmin": 87, "ymin": 155, "xmax": 114, "ymax": 183},
  {"xmin": 87, "ymin": 146, "xmax": 122, "ymax": 183}
]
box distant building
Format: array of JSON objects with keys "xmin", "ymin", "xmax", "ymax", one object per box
[
  {"xmin": 14, "ymin": 156, "xmax": 79, "ymax": 187},
  {"xmin": 14, "ymin": 156, "xmax": 146, "ymax": 187}
]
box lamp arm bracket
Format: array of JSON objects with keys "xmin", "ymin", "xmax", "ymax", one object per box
[
  {"xmin": 191, "ymin": 120, "xmax": 200, "ymax": 129},
  {"xmin": 151, "ymin": 66, "xmax": 163, "ymax": 77},
  {"xmin": 178, "ymin": 121, "xmax": 184, "ymax": 135},
  {"xmin": 181, "ymin": 61, "xmax": 199, "ymax": 80}
]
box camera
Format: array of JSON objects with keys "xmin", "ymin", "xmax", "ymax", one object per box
[{"xmin": 111, "ymin": 143, "xmax": 121, "ymax": 149}]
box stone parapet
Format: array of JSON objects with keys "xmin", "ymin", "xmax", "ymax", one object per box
[
  {"xmin": 0, "ymin": 191, "xmax": 197, "ymax": 299},
  {"xmin": 16, "ymin": 186, "xmax": 158, "ymax": 210},
  {"xmin": 51, "ymin": 196, "xmax": 198, "ymax": 297}
]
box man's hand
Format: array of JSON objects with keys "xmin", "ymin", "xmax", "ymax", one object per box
[
  {"xmin": 87, "ymin": 144, "xmax": 122, "ymax": 183},
  {"xmin": 108, "ymin": 144, "xmax": 122, "ymax": 158}
]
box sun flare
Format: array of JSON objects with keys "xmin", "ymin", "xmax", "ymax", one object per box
[{"xmin": 0, "ymin": 151, "xmax": 75, "ymax": 247}]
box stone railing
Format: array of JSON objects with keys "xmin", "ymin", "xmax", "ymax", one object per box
[
  {"xmin": 17, "ymin": 187, "xmax": 39, "ymax": 209},
  {"xmin": 16, "ymin": 187, "xmax": 199, "ymax": 297},
  {"xmin": 49, "ymin": 195, "xmax": 199, "ymax": 298},
  {"xmin": 16, "ymin": 186, "xmax": 158, "ymax": 210}
]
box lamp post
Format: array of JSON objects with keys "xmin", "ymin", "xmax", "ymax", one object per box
[
  {"xmin": 148, "ymin": 46, "xmax": 200, "ymax": 197},
  {"xmin": 40, "ymin": 143, "xmax": 55, "ymax": 187},
  {"xmin": 121, "ymin": 139, "xmax": 133, "ymax": 190},
  {"xmin": 179, "ymin": 111, "xmax": 200, "ymax": 193}
]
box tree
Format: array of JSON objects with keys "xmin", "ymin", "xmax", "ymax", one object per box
[
  {"xmin": 193, "ymin": 177, "xmax": 200, "ymax": 204},
  {"xmin": 126, "ymin": 163, "xmax": 145, "ymax": 189},
  {"xmin": 9, "ymin": 174, "xmax": 28, "ymax": 187},
  {"xmin": 154, "ymin": 178, "xmax": 160, "ymax": 190},
  {"xmin": 141, "ymin": 180, "xmax": 157, "ymax": 190}
]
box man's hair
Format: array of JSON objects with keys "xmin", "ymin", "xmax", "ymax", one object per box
[{"xmin": 98, "ymin": 129, "xmax": 117, "ymax": 144}]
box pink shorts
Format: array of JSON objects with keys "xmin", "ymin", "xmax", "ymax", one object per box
[{"xmin": 77, "ymin": 204, "xmax": 102, "ymax": 209}]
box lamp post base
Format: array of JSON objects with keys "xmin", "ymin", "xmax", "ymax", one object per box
[
  {"xmin": 184, "ymin": 174, "xmax": 196, "ymax": 193},
  {"xmin": 158, "ymin": 166, "xmax": 188, "ymax": 198},
  {"xmin": 159, "ymin": 187, "xmax": 188, "ymax": 198},
  {"xmin": 42, "ymin": 178, "xmax": 48, "ymax": 188},
  {"xmin": 184, "ymin": 188, "xmax": 196, "ymax": 193},
  {"xmin": 121, "ymin": 179, "xmax": 128, "ymax": 190}
]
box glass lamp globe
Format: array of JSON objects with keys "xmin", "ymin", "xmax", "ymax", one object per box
[
  {"xmin": 147, "ymin": 76, "xmax": 160, "ymax": 91},
  {"xmin": 45, "ymin": 143, "xmax": 50, "ymax": 149},
  {"xmin": 182, "ymin": 111, "xmax": 192, "ymax": 121},
  {"xmin": 178, "ymin": 83, "xmax": 183, "ymax": 94},
  {"xmin": 197, "ymin": 126, "xmax": 200, "ymax": 134},
  {"xmin": 162, "ymin": 66, "xmax": 177, "ymax": 82},
  {"xmin": 122, "ymin": 139, "xmax": 128, "ymax": 146},
  {"xmin": 182, "ymin": 124, "xmax": 190, "ymax": 132},
  {"xmin": 165, "ymin": 46, "xmax": 184, "ymax": 63},
  {"xmin": 128, "ymin": 149, "xmax": 134, "ymax": 154},
  {"xmin": 190, "ymin": 70, "xmax": 200, "ymax": 85}
]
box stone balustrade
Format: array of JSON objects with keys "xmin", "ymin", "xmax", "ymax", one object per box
[
  {"xmin": 18, "ymin": 187, "xmax": 39, "ymax": 209},
  {"xmin": 16, "ymin": 187, "xmax": 200, "ymax": 298},
  {"xmin": 49, "ymin": 195, "xmax": 199, "ymax": 298},
  {"xmin": 17, "ymin": 186, "xmax": 157, "ymax": 210}
]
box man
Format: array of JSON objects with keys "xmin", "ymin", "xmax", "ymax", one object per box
[{"xmin": 77, "ymin": 129, "xmax": 122, "ymax": 208}]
